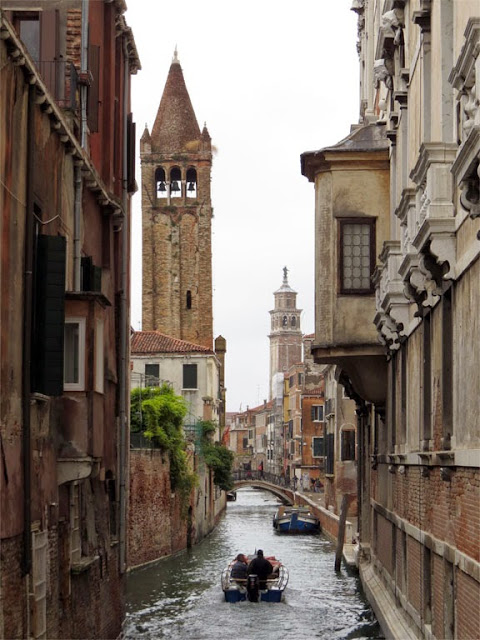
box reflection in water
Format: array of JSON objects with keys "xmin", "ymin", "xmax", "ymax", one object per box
[{"xmin": 126, "ymin": 488, "xmax": 384, "ymax": 639}]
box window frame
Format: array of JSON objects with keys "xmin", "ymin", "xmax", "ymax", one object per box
[
  {"xmin": 311, "ymin": 404, "xmax": 324, "ymax": 422},
  {"xmin": 182, "ymin": 363, "xmax": 198, "ymax": 390},
  {"xmin": 340, "ymin": 429, "xmax": 356, "ymax": 461},
  {"xmin": 94, "ymin": 317, "xmax": 104, "ymax": 394},
  {"xmin": 64, "ymin": 317, "xmax": 86, "ymax": 391},
  {"xmin": 338, "ymin": 217, "xmax": 376, "ymax": 295},
  {"xmin": 312, "ymin": 436, "xmax": 325, "ymax": 458}
]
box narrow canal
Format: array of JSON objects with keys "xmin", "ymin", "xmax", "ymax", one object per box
[{"xmin": 125, "ymin": 487, "xmax": 384, "ymax": 639}]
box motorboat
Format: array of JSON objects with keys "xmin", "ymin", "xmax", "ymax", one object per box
[
  {"xmin": 273, "ymin": 505, "xmax": 320, "ymax": 533},
  {"xmin": 226, "ymin": 490, "xmax": 237, "ymax": 501},
  {"xmin": 221, "ymin": 555, "xmax": 288, "ymax": 602}
]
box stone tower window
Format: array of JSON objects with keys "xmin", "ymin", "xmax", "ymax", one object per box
[
  {"xmin": 291, "ymin": 316, "xmax": 296, "ymax": 327},
  {"xmin": 186, "ymin": 290, "xmax": 192, "ymax": 309},
  {"xmin": 170, "ymin": 167, "xmax": 181, "ymax": 197},
  {"xmin": 282, "ymin": 316, "xmax": 288, "ymax": 327},
  {"xmin": 155, "ymin": 167, "xmax": 167, "ymax": 198},
  {"xmin": 186, "ymin": 167, "xmax": 197, "ymax": 198}
]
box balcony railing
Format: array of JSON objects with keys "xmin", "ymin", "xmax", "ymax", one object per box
[{"xmin": 37, "ymin": 60, "xmax": 79, "ymax": 111}]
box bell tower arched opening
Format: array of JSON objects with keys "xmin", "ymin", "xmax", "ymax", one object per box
[
  {"xmin": 155, "ymin": 166, "xmax": 167, "ymax": 199},
  {"xmin": 186, "ymin": 167, "xmax": 197, "ymax": 198}
]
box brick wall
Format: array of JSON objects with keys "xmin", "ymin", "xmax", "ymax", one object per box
[
  {"xmin": 456, "ymin": 570, "xmax": 480, "ymax": 640},
  {"xmin": 0, "ymin": 536, "xmax": 26, "ymax": 639},
  {"xmin": 128, "ymin": 449, "xmax": 187, "ymax": 568},
  {"xmin": 432, "ymin": 552, "xmax": 445, "ymax": 640},
  {"xmin": 407, "ymin": 537, "xmax": 422, "ymax": 616},
  {"xmin": 376, "ymin": 513, "xmax": 393, "ymax": 575}
]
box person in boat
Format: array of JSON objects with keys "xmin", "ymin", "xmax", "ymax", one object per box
[
  {"xmin": 231, "ymin": 553, "xmax": 248, "ymax": 580},
  {"xmin": 247, "ymin": 550, "xmax": 273, "ymax": 589}
]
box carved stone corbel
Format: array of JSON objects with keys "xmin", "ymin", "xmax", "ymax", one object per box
[
  {"xmin": 459, "ymin": 162, "xmax": 480, "ymax": 219},
  {"xmin": 406, "ymin": 261, "xmax": 440, "ymax": 315}
]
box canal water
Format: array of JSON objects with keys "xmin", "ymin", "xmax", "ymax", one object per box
[{"xmin": 125, "ymin": 487, "xmax": 384, "ymax": 639}]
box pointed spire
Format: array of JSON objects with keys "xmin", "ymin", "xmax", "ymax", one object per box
[{"xmin": 150, "ymin": 54, "xmax": 201, "ymax": 153}]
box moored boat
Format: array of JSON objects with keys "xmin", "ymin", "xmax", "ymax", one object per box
[
  {"xmin": 221, "ymin": 555, "xmax": 288, "ymax": 602},
  {"xmin": 226, "ymin": 490, "xmax": 237, "ymax": 501},
  {"xmin": 273, "ymin": 505, "xmax": 320, "ymax": 533}
]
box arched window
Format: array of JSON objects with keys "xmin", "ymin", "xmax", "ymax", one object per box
[
  {"xmin": 282, "ymin": 316, "xmax": 288, "ymax": 327},
  {"xmin": 291, "ymin": 316, "xmax": 296, "ymax": 327},
  {"xmin": 186, "ymin": 167, "xmax": 197, "ymax": 198},
  {"xmin": 155, "ymin": 167, "xmax": 167, "ymax": 198},
  {"xmin": 170, "ymin": 167, "xmax": 181, "ymax": 197}
]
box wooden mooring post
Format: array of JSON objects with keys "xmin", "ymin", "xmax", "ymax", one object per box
[{"xmin": 334, "ymin": 494, "xmax": 350, "ymax": 572}]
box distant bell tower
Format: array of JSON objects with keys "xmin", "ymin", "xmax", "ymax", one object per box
[
  {"xmin": 140, "ymin": 49, "xmax": 213, "ymax": 349},
  {"xmin": 269, "ymin": 267, "xmax": 303, "ymax": 400}
]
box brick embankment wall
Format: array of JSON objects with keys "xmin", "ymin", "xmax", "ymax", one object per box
[{"xmin": 128, "ymin": 449, "xmax": 186, "ymax": 568}]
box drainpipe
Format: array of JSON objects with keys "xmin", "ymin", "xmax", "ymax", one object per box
[
  {"xmin": 22, "ymin": 84, "xmax": 35, "ymax": 581},
  {"xmin": 118, "ymin": 36, "xmax": 130, "ymax": 574},
  {"xmin": 73, "ymin": 0, "xmax": 89, "ymax": 291}
]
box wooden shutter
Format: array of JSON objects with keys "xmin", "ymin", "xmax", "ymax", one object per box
[
  {"xmin": 87, "ymin": 45, "xmax": 100, "ymax": 132},
  {"xmin": 326, "ymin": 433, "xmax": 334, "ymax": 474},
  {"xmin": 33, "ymin": 235, "xmax": 66, "ymax": 396},
  {"xmin": 40, "ymin": 10, "xmax": 59, "ymax": 97},
  {"xmin": 127, "ymin": 113, "xmax": 136, "ymax": 193}
]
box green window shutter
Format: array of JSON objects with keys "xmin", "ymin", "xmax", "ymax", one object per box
[
  {"xmin": 183, "ymin": 364, "xmax": 197, "ymax": 389},
  {"xmin": 33, "ymin": 235, "xmax": 66, "ymax": 396}
]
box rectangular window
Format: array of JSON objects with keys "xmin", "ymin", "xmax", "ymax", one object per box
[
  {"xmin": 341, "ymin": 430, "xmax": 355, "ymax": 461},
  {"xmin": 94, "ymin": 318, "xmax": 104, "ymax": 394},
  {"xmin": 70, "ymin": 484, "xmax": 81, "ymax": 564},
  {"xmin": 442, "ymin": 289, "xmax": 453, "ymax": 438},
  {"xmin": 390, "ymin": 352, "xmax": 397, "ymax": 452},
  {"xmin": 325, "ymin": 433, "xmax": 334, "ymax": 474},
  {"xmin": 312, "ymin": 436, "xmax": 324, "ymax": 457},
  {"xmin": 32, "ymin": 529, "xmax": 47, "ymax": 639},
  {"xmin": 32, "ymin": 233, "xmax": 66, "ymax": 396},
  {"xmin": 242, "ymin": 437, "xmax": 248, "ymax": 449},
  {"xmin": 423, "ymin": 313, "xmax": 432, "ymax": 443},
  {"xmin": 183, "ymin": 364, "xmax": 197, "ymax": 389},
  {"xmin": 298, "ymin": 372, "xmax": 303, "ymax": 385},
  {"xmin": 64, "ymin": 318, "xmax": 86, "ymax": 391},
  {"xmin": 311, "ymin": 405, "xmax": 324, "ymax": 422},
  {"xmin": 339, "ymin": 218, "xmax": 375, "ymax": 294},
  {"xmin": 145, "ymin": 363, "xmax": 159, "ymax": 387},
  {"xmin": 400, "ymin": 342, "xmax": 407, "ymax": 445},
  {"xmin": 16, "ymin": 13, "xmax": 40, "ymax": 62},
  {"xmin": 289, "ymin": 375, "xmax": 294, "ymax": 388}
]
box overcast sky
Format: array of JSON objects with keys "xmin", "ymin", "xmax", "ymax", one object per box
[{"xmin": 125, "ymin": 1, "xmax": 360, "ymax": 412}]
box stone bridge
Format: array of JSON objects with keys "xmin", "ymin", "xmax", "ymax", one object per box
[{"xmin": 232, "ymin": 471, "xmax": 294, "ymax": 504}]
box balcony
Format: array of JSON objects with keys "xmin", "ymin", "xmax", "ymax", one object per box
[
  {"xmin": 37, "ymin": 60, "xmax": 79, "ymax": 111},
  {"xmin": 301, "ymin": 123, "xmax": 390, "ymax": 405}
]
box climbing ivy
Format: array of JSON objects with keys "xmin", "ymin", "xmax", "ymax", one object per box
[{"xmin": 199, "ymin": 420, "xmax": 234, "ymax": 492}]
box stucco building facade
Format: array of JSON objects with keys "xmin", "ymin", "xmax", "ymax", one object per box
[
  {"xmin": 0, "ymin": 3, "xmax": 139, "ymax": 638},
  {"xmin": 302, "ymin": 2, "xmax": 480, "ymax": 638}
]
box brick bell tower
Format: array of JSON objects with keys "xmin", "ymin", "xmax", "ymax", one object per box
[
  {"xmin": 269, "ymin": 267, "xmax": 303, "ymax": 399},
  {"xmin": 140, "ymin": 49, "xmax": 213, "ymax": 349}
]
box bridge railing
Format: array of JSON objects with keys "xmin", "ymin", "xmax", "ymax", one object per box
[{"xmin": 232, "ymin": 469, "xmax": 294, "ymax": 489}]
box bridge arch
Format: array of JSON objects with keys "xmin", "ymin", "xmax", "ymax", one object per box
[{"xmin": 232, "ymin": 479, "xmax": 293, "ymax": 504}]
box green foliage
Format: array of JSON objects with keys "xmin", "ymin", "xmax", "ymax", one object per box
[
  {"xmin": 199, "ymin": 420, "xmax": 234, "ymax": 492},
  {"xmin": 130, "ymin": 384, "xmax": 197, "ymax": 515}
]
